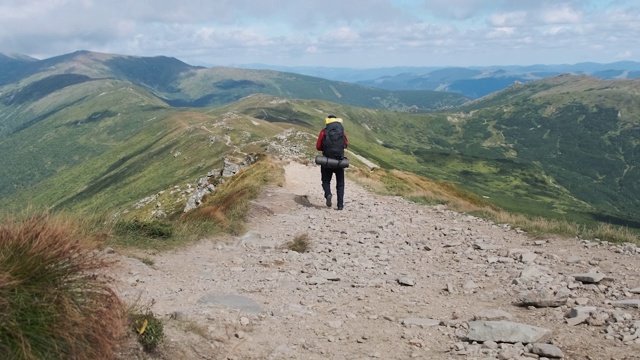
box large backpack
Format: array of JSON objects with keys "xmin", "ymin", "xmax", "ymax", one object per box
[{"xmin": 322, "ymin": 121, "xmax": 345, "ymax": 159}]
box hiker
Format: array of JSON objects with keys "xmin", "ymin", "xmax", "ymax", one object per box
[{"xmin": 316, "ymin": 115, "xmax": 349, "ymax": 210}]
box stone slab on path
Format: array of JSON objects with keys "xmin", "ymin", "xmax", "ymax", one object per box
[
  {"xmin": 467, "ymin": 320, "xmax": 552, "ymax": 344},
  {"xmin": 610, "ymin": 299, "xmax": 640, "ymax": 309},
  {"xmin": 571, "ymin": 273, "xmax": 606, "ymax": 284}
]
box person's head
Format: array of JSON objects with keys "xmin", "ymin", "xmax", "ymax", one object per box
[{"xmin": 325, "ymin": 115, "xmax": 343, "ymax": 125}]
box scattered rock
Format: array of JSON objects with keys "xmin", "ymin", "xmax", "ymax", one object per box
[
  {"xmin": 473, "ymin": 309, "xmax": 514, "ymax": 321},
  {"xmin": 610, "ymin": 300, "xmax": 640, "ymax": 309},
  {"xmin": 326, "ymin": 320, "xmax": 343, "ymax": 329},
  {"xmin": 306, "ymin": 276, "xmax": 328, "ymax": 285},
  {"xmin": 463, "ymin": 280, "xmax": 478, "ymax": 291},
  {"xmin": 467, "ymin": 321, "xmax": 552, "ymax": 343},
  {"xmin": 518, "ymin": 265, "xmax": 547, "ymax": 280},
  {"xmin": 474, "ymin": 242, "xmax": 502, "ymax": 251},
  {"xmin": 571, "ymin": 273, "xmax": 606, "ymax": 284},
  {"xmin": 520, "ymin": 252, "xmax": 537, "ymax": 264},
  {"xmin": 402, "ymin": 317, "xmax": 441, "ymax": 328},
  {"xmin": 111, "ymin": 162, "xmax": 640, "ymax": 360},
  {"xmin": 566, "ymin": 314, "xmax": 590, "ymax": 326},
  {"xmin": 532, "ymin": 343, "xmax": 564, "ymax": 358},
  {"xmin": 517, "ymin": 289, "xmax": 567, "ymax": 308},
  {"xmin": 567, "ymin": 306, "xmax": 598, "ymax": 318},
  {"xmin": 397, "ymin": 277, "xmax": 416, "ymax": 286}
]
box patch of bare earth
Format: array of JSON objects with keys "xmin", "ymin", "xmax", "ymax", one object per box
[{"xmin": 111, "ymin": 161, "xmax": 640, "ymax": 360}]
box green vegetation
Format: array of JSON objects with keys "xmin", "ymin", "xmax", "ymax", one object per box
[
  {"xmin": 328, "ymin": 76, "xmax": 640, "ymax": 230},
  {"xmin": 114, "ymin": 219, "xmax": 174, "ymax": 239},
  {"xmin": 2, "ymin": 51, "xmax": 638, "ymax": 360},
  {"xmin": 1, "ymin": 56, "xmax": 639, "ymax": 359},
  {"xmin": 0, "ymin": 213, "xmax": 124, "ymax": 360},
  {"xmin": 349, "ymin": 166, "xmax": 638, "ymax": 244},
  {"xmin": 105, "ymin": 155, "xmax": 284, "ymax": 250},
  {"xmin": 168, "ymin": 65, "xmax": 469, "ymax": 110},
  {"xmin": 129, "ymin": 308, "xmax": 164, "ymax": 352},
  {"xmin": 0, "ymin": 52, "xmax": 638, "ymax": 241}
]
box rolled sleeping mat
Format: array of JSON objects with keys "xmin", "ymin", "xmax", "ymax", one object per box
[{"xmin": 315, "ymin": 155, "xmax": 349, "ymax": 168}]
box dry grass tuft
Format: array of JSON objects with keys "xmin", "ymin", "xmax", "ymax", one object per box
[
  {"xmin": 285, "ymin": 233, "xmax": 311, "ymax": 253},
  {"xmin": 184, "ymin": 155, "xmax": 284, "ymax": 236},
  {"xmin": 0, "ymin": 213, "xmax": 125, "ymax": 360}
]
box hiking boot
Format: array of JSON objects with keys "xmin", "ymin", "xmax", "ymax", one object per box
[
  {"xmin": 337, "ymin": 205, "xmax": 343, "ymax": 210},
  {"xmin": 325, "ymin": 194, "xmax": 332, "ymax": 207}
]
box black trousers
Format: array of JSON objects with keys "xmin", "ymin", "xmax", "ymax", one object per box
[{"xmin": 321, "ymin": 166, "xmax": 345, "ymax": 207}]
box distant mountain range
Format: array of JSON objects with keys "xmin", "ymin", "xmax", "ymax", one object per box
[
  {"xmin": 0, "ymin": 50, "xmax": 468, "ymax": 111},
  {"xmin": 0, "ymin": 50, "xmax": 638, "ymax": 231},
  {"xmin": 239, "ymin": 61, "xmax": 640, "ymax": 98}
]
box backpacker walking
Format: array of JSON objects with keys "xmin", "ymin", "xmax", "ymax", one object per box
[{"xmin": 316, "ymin": 115, "xmax": 349, "ymax": 210}]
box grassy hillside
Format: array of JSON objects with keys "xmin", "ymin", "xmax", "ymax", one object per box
[
  {"xmin": 387, "ymin": 75, "xmax": 640, "ymax": 226},
  {"xmin": 0, "ymin": 78, "xmax": 172, "ymax": 200},
  {"xmin": 0, "ymin": 52, "xmax": 638, "ymax": 235}
]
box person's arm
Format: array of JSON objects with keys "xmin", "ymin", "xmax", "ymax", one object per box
[
  {"xmin": 344, "ymin": 131, "xmax": 349, "ymax": 148},
  {"xmin": 316, "ymin": 129, "xmax": 325, "ymax": 151}
]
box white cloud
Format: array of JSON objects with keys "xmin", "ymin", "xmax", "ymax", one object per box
[
  {"xmin": 544, "ymin": 26, "xmax": 569, "ymax": 36},
  {"xmin": 616, "ymin": 50, "xmax": 632, "ymax": 59},
  {"xmin": 486, "ymin": 27, "xmax": 516, "ymax": 39},
  {"xmin": 489, "ymin": 11, "xmax": 527, "ymax": 27},
  {"xmin": 322, "ymin": 27, "xmax": 360, "ymax": 43},
  {"xmin": 422, "ymin": 0, "xmax": 498, "ymax": 20},
  {"xmin": 538, "ymin": 5, "xmax": 582, "ymax": 24},
  {"xmin": 0, "ymin": 0, "xmax": 637, "ymax": 67}
]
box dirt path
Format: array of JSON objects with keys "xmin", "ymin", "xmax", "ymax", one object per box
[{"xmin": 112, "ymin": 161, "xmax": 640, "ymax": 360}]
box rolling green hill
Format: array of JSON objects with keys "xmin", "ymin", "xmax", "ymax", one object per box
[
  {"xmin": 0, "ymin": 50, "xmax": 465, "ymax": 211},
  {"xmin": 0, "ymin": 51, "xmax": 638, "ymax": 233},
  {"xmin": 368, "ymin": 75, "xmax": 640, "ymax": 227}
]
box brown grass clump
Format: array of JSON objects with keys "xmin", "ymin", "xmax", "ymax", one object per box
[
  {"xmin": 184, "ymin": 155, "xmax": 284, "ymax": 235},
  {"xmin": 285, "ymin": 234, "xmax": 311, "ymax": 253},
  {"xmin": 0, "ymin": 213, "xmax": 125, "ymax": 360},
  {"xmin": 350, "ymin": 166, "xmax": 494, "ymax": 210}
]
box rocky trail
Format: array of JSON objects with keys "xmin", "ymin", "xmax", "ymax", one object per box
[{"xmin": 111, "ymin": 161, "xmax": 640, "ymax": 360}]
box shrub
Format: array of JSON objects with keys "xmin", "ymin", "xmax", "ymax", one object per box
[
  {"xmin": 0, "ymin": 213, "xmax": 125, "ymax": 360},
  {"xmin": 129, "ymin": 309, "xmax": 164, "ymax": 352}
]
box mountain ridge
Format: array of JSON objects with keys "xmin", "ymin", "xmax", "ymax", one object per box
[
  {"xmin": 0, "ymin": 50, "xmax": 469, "ymax": 110},
  {"xmin": 239, "ymin": 61, "xmax": 640, "ymax": 98},
  {"xmin": 8, "ymin": 50, "xmax": 640, "ymax": 98},
  {"xmin": 0, "ymin": 50, "xmax": 638, "ymax": 232}
]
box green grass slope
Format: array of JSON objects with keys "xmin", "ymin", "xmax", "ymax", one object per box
[
  {"xmin": 395, "ymin": 75, "xmax": 640, "ymax": 226},
  {"xmin": 0, "ymin": 56, "xmax": 638, "ymax": 233},
  {"xmin": 0, "ymin": 78, "xmax": 172, "ymax": 201},
  {"xmin": 0, "ymin": 96, "xmax": 289, "ymax": 214},
  {"xmin": 0, "ymin": 87, "xmax": 432, "ymax": 215}
]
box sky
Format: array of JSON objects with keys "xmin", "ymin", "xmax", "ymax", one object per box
[{"xmin": 0, "ymin": 0, "xmax": 638, "ymax": 68}]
